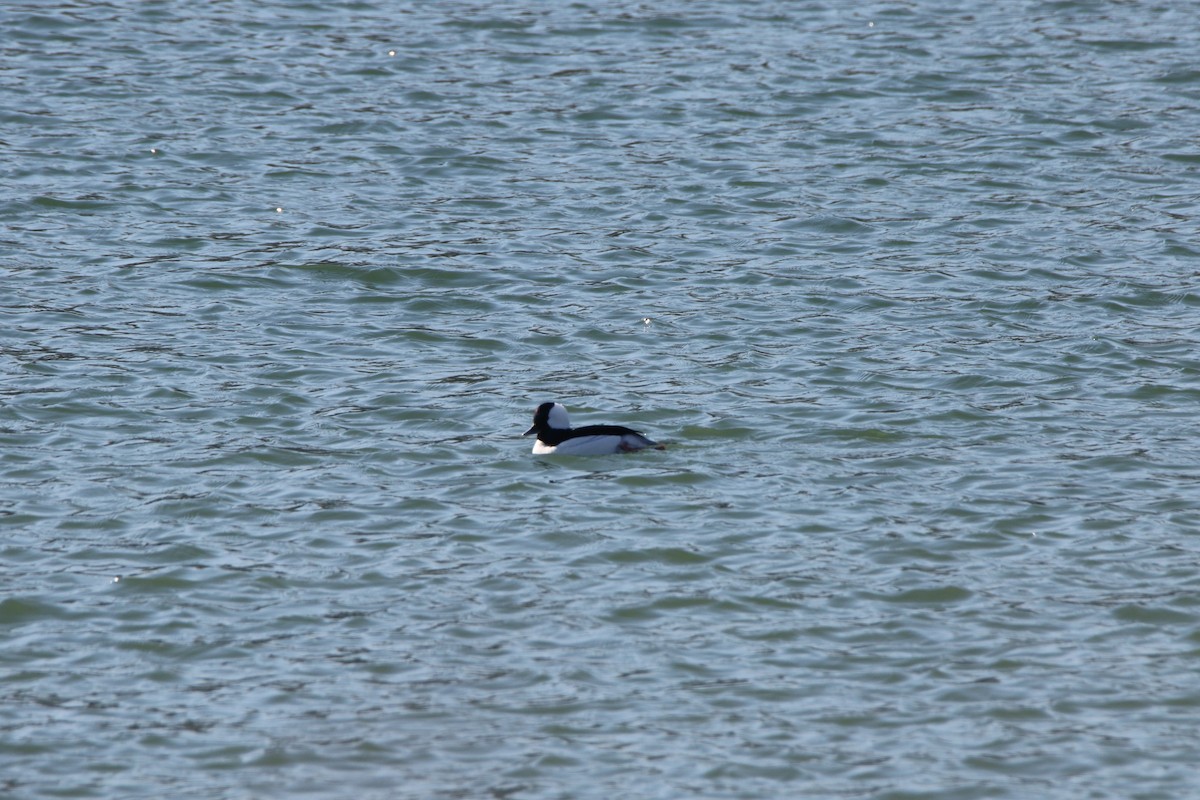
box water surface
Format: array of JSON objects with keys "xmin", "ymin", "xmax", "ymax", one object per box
[{"xmin": 3, "ymin": 1, "xmax": 1200, "ymax": 798}]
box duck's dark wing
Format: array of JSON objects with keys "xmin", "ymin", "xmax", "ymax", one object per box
[
  {"xmin": 534, "ymin": 424, "xmax": 635, "ymax": 446},
  {"xmin": 567, "ymin": 424, "xmax": 644, "ymax": 439},
  {"xmin": 575, "ymin": 424, "xmax": 660, "ymax": 450}
]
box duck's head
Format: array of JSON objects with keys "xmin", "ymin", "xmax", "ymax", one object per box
[{"xmin": 523, "ymin": 402, "xmax": 570, "ymax": 436}]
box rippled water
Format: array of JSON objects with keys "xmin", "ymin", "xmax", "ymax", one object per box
[{"xmin": 3, "ymin": 1, "xmax": 1200, "ymax": 798}]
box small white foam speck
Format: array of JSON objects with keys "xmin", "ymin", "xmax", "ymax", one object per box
[{"xmin": 388, "ymin": 50, "xmax": 396, "ymax": 57}]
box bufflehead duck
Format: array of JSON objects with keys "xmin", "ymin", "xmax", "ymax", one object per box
[{"xmin": 523, "ymin": 402, "xmax": 662, "ymax": 455}]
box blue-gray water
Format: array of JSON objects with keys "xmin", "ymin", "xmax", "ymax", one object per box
[{"xmin": 3, "ymin": 1, "xmax": 1200, "ymax": 798}]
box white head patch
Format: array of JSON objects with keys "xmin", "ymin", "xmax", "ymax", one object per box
[{"xmin": 547, "ymin": 403, "xmax": 571, "ymax": 429}]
